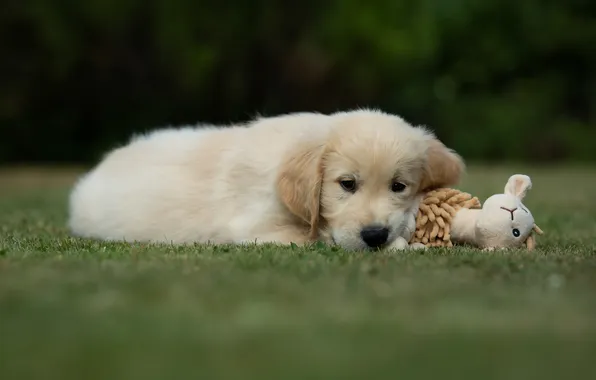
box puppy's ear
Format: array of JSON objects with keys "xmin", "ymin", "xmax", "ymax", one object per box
[
  {"xmin": 277, "ymin": 140, "xmax": 325, "ymax": 239},
  {"xmin": 419, "ymin": 138, "xmax": 465, "ymax": 192}
]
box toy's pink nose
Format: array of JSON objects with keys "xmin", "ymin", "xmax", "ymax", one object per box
[{"xmin": 500, "ymin": 206, "xmax": 517, "ymax": 220}]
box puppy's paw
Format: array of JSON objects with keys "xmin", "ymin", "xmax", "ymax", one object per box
[
  {"xmin": 409, "ymin": 242, "xmax": 427, "ymax": 250},
  {"xmin": 387, "ymin": 237, "xmax": 409, "ymax": 251}
]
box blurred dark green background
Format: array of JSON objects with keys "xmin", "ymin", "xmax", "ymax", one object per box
[{"xmin": 2, "ymin": 0, "xmax": 595, "ymax": 164}]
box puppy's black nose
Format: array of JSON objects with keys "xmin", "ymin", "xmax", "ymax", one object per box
[{"xmin": 360, "ymin": 226, "xmax": 389, "ymax": 248}]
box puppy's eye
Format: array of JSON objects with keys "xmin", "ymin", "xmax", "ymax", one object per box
[
  {"xmin": 391, "ymin": 181, "xmax": 406, "ymax": 193},
  {"xmin": 339, "ymin": 180, "xmax": 357, "ymax": 192},
  {"xmin": 512, "ymin": 228, "xmax": 520, "ymax": 237}
]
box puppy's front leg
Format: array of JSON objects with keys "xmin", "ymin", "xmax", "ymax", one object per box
[
  {"xmin": 387, "ymin": 203, "xmax": 426, "ymax": 251},
  {"xmin": 387, "ymin": 237, "xmax": 427, "ymax": 251},
  {"xmin": 387, "ymin": 236, "xmax": 409, "ymax": 251},
  {"xmin": 409, "ymin": 242, "xmax": 427, "ymax": 250}
]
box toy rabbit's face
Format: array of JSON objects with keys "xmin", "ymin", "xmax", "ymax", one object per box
[
  {"xmin": 474, "ymin": 174, "xmax": 537, "ymax": 249},
  {"xmin": 476, "ymin": 193, "xmax": 535, "ymax": 248}
]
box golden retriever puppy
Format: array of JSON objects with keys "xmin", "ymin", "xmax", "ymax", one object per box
[{"xmin": 68, "ymin": 109, "xmax": 463, "ymax": 251}]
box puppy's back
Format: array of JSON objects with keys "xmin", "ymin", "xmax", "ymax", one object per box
[
  {"xmin": 68, "ymin": 113, "xmax": 333, "ymax": 244},
  {"xmin": 68, "ymin": 125, "xmax": 240, "ymax": 243}
]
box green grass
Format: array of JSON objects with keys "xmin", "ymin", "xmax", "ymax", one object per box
[{"xmin": 0, "ymin": 165, "xmax": 595, "ymax": 380}]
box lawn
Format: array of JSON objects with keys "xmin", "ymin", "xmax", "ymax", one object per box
[{"xmin": 0, "ymin": 165, "xmax": 595, "ymax": 380}]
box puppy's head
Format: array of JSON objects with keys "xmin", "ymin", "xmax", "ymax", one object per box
[{"xmin": 277, "ymin": 110, "xmax": 464, "ymax": 250}]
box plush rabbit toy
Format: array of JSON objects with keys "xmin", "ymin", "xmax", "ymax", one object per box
[{"xmin": 411, "ymin": 174, "xmax": 544, "ymax": 250}]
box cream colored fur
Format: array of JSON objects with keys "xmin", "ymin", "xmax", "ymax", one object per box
[{"xmin": 68, "ymin": 109, "xmax": 464, "ymax": 251}]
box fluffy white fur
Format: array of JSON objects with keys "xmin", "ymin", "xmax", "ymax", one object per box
[{"xmin": 68, "ymin": 109, "xmax": 464, "ymax": 251}]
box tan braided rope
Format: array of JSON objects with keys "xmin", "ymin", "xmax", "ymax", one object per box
[{"xmin": 410, "ymin": 188, "xmax": 481, "ymax": 247}]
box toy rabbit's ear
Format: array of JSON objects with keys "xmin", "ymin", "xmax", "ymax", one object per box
[{"xmin": 504, "ymin": 174, "xmax": 532, "ymax": 199}]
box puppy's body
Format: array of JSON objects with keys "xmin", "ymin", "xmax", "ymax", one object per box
[
  {"xmin": 70, "ymin": 113, "xmax": 328, "ymax": 244},
  {"xmin": 69, "ymin": 109, "xmax": 463, "ymax": 250}
]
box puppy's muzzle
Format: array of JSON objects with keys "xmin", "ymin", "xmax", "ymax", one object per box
[{"xmin": 360, "ymin": 225, "xmax": 389, "ymax": 248}]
